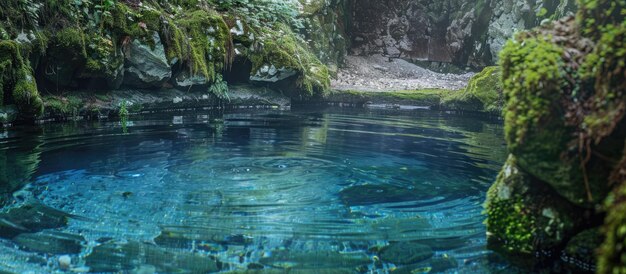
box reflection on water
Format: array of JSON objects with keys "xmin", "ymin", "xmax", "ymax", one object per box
[{"xmin": 0, "ymin": 108, "xmax": 509, "ymax": 273}]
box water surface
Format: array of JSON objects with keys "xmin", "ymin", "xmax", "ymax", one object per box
[{"xmin": 0, "ymin": 108, "xmax": 508, "ymax": 273}]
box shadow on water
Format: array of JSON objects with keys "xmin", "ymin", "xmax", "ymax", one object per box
[{"xmin": 0, "ymin": 107, "xmax": 515, "ymax": 273}]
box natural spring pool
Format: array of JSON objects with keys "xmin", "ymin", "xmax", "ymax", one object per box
[{"xmin": 0, "ymin": 107, "xmax": 510, "ymax": 273}]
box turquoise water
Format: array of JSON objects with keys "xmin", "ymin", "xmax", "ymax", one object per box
[{"xmin": 0, "ymin": 108, "xmax": 508, "ymax": 273}]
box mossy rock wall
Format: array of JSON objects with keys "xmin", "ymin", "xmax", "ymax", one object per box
[
  {"xmin": 486, "ymin": 0, "xmax": 626, "ymax": 271},
  {"xmin": 0, "ymin": 0, "xmax": 339, "ymax": 122},
  {"xmin": 0, "ymin": 40, "xmax": 43, "ymax": 118}
]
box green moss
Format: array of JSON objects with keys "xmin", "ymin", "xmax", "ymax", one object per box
[
  {"xmin": 249, "ymin": 23, "xmax": 330, "ymax": 97},
  {"xmin": 12, "ymin": 74, "xmax": 43, "ymax": 117},
  {"xmin": 0, "ymin": 40, "xmax": 43, "ymax": 118},
  {"xmin": 598, "ymin": 182, "xmax": 626, "ymax": 274},
  {"xmin": 499, "ymin": 35, "xmax": 564, "ymax": 148},
  {"xmin": 485, "ymin": 156, "xmax": 537, "ymax": 256},
  {"xmin": 485, "ymin": 155, "xmax": 583, "ymax": 266},
  {"xmin": 168, "ymin": 9, "xmax": 232, "ymax": 82},
  {"xmin": 54, "ymin": 27, "xmax": 87, "ymax": 59},
  {"xmin": 579, "ymin": 21, "xmax": 626, "ymax": 142},
  {"xmin": 83, "ymin": 33, "xmax": 123, "ymax": 81},
  {"xmin": 43, "ymin": 95, "xmax": 83, "ymax": 115},
  {"xmin": 577, "ymin": 0, "xmax": 626, "ymax": 37},
  {"xmin": 441, "ymin": 66, "xmax": 503, "ymax": 114}
]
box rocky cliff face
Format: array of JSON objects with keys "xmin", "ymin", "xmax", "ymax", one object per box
[{"xmin": 348, "ymin": 0, "xmax": 576, "ymax": 68}]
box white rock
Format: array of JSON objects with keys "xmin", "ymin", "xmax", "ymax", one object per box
[{"xmin": 59, "ymin": 255, "xmax": 71, "ymax": 270}]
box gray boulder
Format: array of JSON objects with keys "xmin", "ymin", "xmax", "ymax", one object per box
[{"xmin": 123, "ymin": 32, "xmax": 172, "ymax": 88}]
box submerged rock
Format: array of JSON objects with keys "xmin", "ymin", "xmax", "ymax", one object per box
[
  {"xmin": 0, "ymin": 203, "xmax": 71, "ymax": 238},
  {"xmin": 378, "ymin": 242, "xmax": 434, "ymax": 265},
  {"xmin": 258, "ymin": 249, "xmax": 371, "ymax": 269},
  {"xmin": 13, "ymin": 231, "xmax": 84, "ymax": 254},
  {"xmin": 392, "ymin": 256, "xmax": 458, "ymax": 274},
  {"xmin": 154, "ymin": 226, "xmax": 252, "ymax": 249},
  {"xmin": 338, "ymin": 184, "xmax": 420, "ymax": 206},
  {"xmin": 85, "ymin": 241, "xmax": 223, "ymax": 273},
  {"xmin": 123, "ymin": 32, "xmax": 172, "ymax": 89}
]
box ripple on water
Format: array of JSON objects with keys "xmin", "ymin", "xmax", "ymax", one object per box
[{"xmin": 0, "ymin": 109, "xmax": 509, "ymax": 273}]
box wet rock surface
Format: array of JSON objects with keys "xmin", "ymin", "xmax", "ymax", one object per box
[
  {"xmin": 258, "ymin": 249, "xmax": 371, "ymax": 269},
  {"xmin": 0, "ymin": 203, "xmax": 71, "ymax": 238},
  {"xmin": 378, "ymin": 242, "xmax": 434, "ymax": 265},
  {"xmin": 85, "ymin": 241, "xmax": 223, "ymax": 273},
  {"xmin": 393, "ymin": 256, "xmax": 459, "ymax": 273},
  {"xmin": 562, "ymin": 229, "xmax": 603, "ymax": 273},
  {"xmin": 122, "ymin": 33, "xmax": 172, "ymax": 89},
  {"xmin": 13, "ymin": 231, "xmax": 84, "ymax": 255}
]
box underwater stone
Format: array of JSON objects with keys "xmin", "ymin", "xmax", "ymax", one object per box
[
  {"xmin": 58, "ymin": 255, "xmax": 72, "ymax": 270},
  {"xmin": 392, "ymin": 256, "xmax": 458, "ymax": 274},
  {"xmin": 155, "ymin": 227, "xmax": 251, "ymax": 249},
  {"xmin": 258, "ymin": 249, "xmax": 371, "ymax": 269},
  {"xmin": 0, "ymin": 203, "xmax": 70, "ymax": 238},
  {"xmin": 338, "ymin": 184, "xmax": 420, "ymax": 206},
  {"xmin": 123, "ymin": 32, "xmax": 172, "ymax": 89},
  {"xmin": 378, "ymin": 242, "xmax": 434, "ymax": 265},
  {"xmin": 13, "ymin": 231, "xmax": 85, "ymax": 254},
  {"xmin": 86, "ymin": 241, "xmax": 222, "ymax": 273}
]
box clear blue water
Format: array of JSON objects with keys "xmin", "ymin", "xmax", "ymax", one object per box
[{"xmin": 0, "ymin": 108, "xmax": 509, "ymax": 273}]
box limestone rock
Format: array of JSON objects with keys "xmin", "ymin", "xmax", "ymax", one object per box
[
  {"xmin": 123, "ymin": 32, "xmax": 172, "ymax": 89},
  {"xmin": 349, "ymin": 0, "xmax": 576, "ymax": 67},
  {"xmin": 250, "ymin": 65, "xmax": 298, "ymax": 83}
]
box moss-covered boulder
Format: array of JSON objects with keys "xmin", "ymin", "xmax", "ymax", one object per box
[
  {"xmin": 485, "ymin": 155, "xmax": 584, "ymax": 266},
  {"xmin": 378, "ymin": 242, "xmax": 434, "ymax": 265},
  {"xmin": 249, "ymin": 23, "xmax": 330, "ymax": 99},
  {"xmin": 498, "ymin": 17, "xmax": 621, "ymax": 207},
  {"xmin": 598, "ymin": 181, "xmax": 626, "ymax": 274},
  {"xmin": 43, "ymin": 28, "xmax": 87, "ymax": 89},
  {"xmin": 82, "ymin": 34, "xmax": 125, "ymax": 89},
  {"xmin": 441, "ymin": 66, "xmax": 503, "ymax": 113},
  {"xmin": 0, "ymin": 40, "xmax": 43, "ymax": 118}
]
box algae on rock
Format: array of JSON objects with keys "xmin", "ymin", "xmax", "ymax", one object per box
[
  {"xmin": 486, "ymin": 0, "xmax": 626, "ymax": 270},
  {"xmin": 0, "ymin": 40, "xmax": 43, "ymax": 118},
  {"xmin": 441, "ymin": 66, "xmax": 503, "ymax": 113},
  {"xmin": 485, "ymin": 155, "xmax": 583, "ymax": 266}
]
